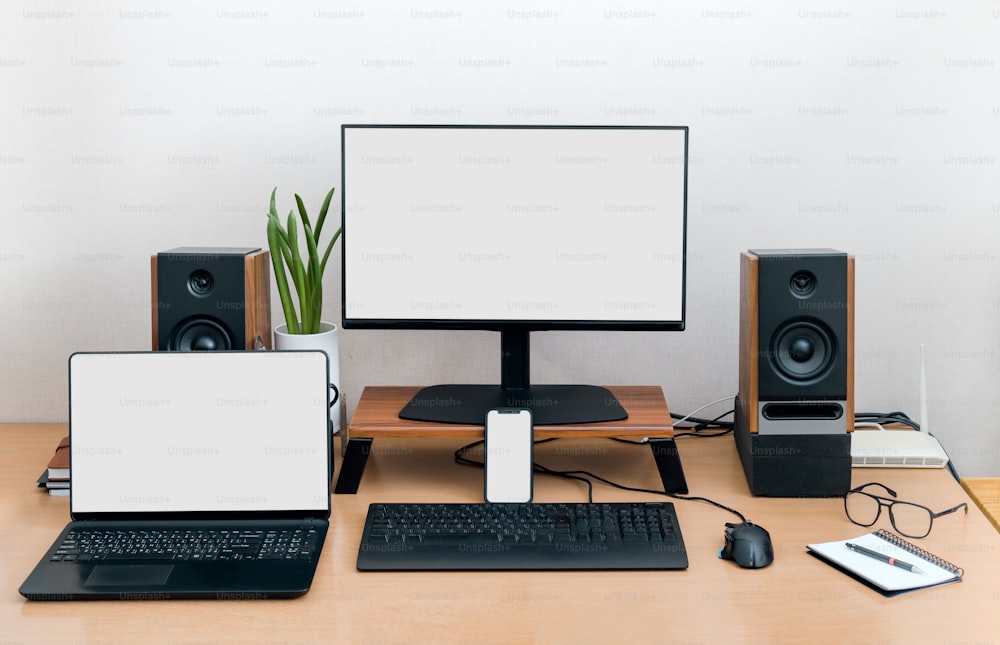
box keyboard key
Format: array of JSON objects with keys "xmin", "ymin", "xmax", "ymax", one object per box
[{"xmin": 53, "ymin": 526, "xmax": 319, "ymax": 563}]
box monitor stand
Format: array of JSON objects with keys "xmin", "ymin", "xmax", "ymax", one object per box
[
  {"xmin": 336, "ymin": 385, "xmax": 687, "ymax": 495},
  {"xmin": 398, "ymin": 330, "xmax": 628, "ymax": 425}
]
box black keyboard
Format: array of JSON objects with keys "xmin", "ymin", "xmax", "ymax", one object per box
[
  {"xmin": 357, "ymin": 502, "xmax": 687, "ymax": 570},
  {"xmin": 50, "ymin": 528, "xmax": 321, "ymax": 563}
]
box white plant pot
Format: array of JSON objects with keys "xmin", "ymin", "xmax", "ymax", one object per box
[{"xmin": 273, "ymin": 321, "xmax": 341, "ymax": 434}]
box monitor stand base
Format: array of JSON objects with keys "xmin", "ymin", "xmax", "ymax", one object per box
[{"xmin": 399, "ymin": 384, "xmax": 628, "ymax": 425}]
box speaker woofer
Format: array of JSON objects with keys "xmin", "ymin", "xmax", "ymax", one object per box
[
  {"xmin": 770, "ymin": 319, "xmax": 835, "ymax": 383},
  {"xmin": 169, "ymin": 318, "xmax": 233, "ymax": 351}
]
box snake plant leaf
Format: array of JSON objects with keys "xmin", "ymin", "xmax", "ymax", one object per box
[
  {"xmin": 313, "ymin": 187, "xmax": 335, "ymax": 243},
  {"xmin": 266, "ymin": 187, "xmax": 341, "ymax": 335},
  {"xmin": 301, "ymin": 219, "xmax": 323, "ymax": 334},
  {"xmin": 294, "ymin": 193, "xmax": 312, "ymax": 233},
  {"xmin": 266, "ymin": 215, "xmax": 299, "ymax": 334},
  {"xmin": 319, "ymin": 227, "xmax": 341, "ymax": 276},
  {"xmin": 285, "ymin": 211, "xmax": 311, "ymax": 332},
  {"xmin": 269, "ymin": 187, "xmax": 279, "ymax": 219}
]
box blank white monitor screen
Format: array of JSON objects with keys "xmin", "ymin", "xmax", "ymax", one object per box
[{"xmin": 342, "ymin": 125, "xmax": 687, "ymax": 330}]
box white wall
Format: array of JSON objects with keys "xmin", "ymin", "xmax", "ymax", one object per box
[{"xmin": 3, "ymin": 1, "xmax": 999, "ymax": 475}]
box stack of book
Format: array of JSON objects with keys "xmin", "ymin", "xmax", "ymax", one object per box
[{"xmin": 38, "ymin": 435, "xmax": 69, "ymax": 496}]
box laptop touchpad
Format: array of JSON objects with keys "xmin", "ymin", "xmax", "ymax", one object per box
[{"xmin": 85, "ymin": 565, "xmax": 174, "ymax": 587}]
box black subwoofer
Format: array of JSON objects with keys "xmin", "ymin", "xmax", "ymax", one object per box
[{"xmin": 151, "ymin": 247, "xmax": 271, "ymax": 351}]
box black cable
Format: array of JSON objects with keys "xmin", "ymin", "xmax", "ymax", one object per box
[
  {"xmin": 455, "ymin": 439, "xmax": 595, "ymax": 501},
  {"xmin": 854, "ymin": 411, "xmax": 920, "ymax": 431},
  {"xmin": 672, "ymin": 408, "xmax": 735, "ymax": 433},
  {"xmin": 543, "ymin": 465, "xmax": 746, "ymax": 523},
  {"xmin": 531, "ymin": 464, "xmax": 596, "ymax": 503},
  {"xmin": 673, "ymin": 408, "xmax": 735, "ymax": 437},
  {"xmin": 454, "ymin": 438, "xmax": 747, "ymax": 522},
  {"xmin": 453, "ymin": 439, "xmax": 485, "ymax": 468},
  {"xmin": 610, "ymin": 407, "xmax": 735, "ymax": 446}
]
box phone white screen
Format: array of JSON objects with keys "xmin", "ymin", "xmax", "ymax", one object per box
[{"xmin": 484, "ymin": 409, "xmax": 533, "ymax": 503}]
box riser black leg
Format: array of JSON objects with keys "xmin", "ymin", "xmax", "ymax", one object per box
[
  {"xmin": 335, "ymin": 438, "xmax": 373, "ymax": 494},
  {"xmin": 649, "ymin": 438, "xmax": 688, "ymax": 494}
]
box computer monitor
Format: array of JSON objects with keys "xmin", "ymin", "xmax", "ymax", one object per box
[{"xmin": 341, "ymin": 124, "xmax": 688, "ymax": 425}]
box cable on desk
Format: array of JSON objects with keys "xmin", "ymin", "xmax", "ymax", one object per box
[
  {"xmin": 455, "ymin": 439, "xmax": 596, "ymax": 501},
  {"xmin": 454, "ymin": 439, "xmax": 747, "ymax": 523}
]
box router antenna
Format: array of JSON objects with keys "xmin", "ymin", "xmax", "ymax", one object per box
[{"xmin": 919, "ymin": 344, "xmax": 928, "ymax": 435}]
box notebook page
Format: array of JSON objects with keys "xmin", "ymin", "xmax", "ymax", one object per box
[{"xmin": 808, "ymin": 532, "xmax": 958, "ymax": 591}]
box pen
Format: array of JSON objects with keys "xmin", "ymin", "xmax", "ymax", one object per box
[{"xmin": 845, "ymin": 542, "xmax": 923, "ymax": 574}]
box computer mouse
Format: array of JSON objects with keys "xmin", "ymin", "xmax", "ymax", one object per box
[{"xmin": 719, "ymin": 521, "xmax": 774, "ymax": 569}]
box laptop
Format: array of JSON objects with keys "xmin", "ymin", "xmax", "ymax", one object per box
[{"xmin": 20, "ymin": 350, "xmax": 332, "ymax": 600}]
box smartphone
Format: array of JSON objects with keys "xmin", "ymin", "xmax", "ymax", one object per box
[{"xmin": 484, "ymin": 408, "xmax": 533, "ymax": 504}]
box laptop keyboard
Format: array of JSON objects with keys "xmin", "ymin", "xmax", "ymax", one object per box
[{"xmin": 50, "ymin": 528, "xmax": 321, "ymax": 563}]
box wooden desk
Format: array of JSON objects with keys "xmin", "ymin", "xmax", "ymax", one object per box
[
  {"xmin": 336, "ymin": 386, "xmax": 686, "ymax": 495},
  {"xmin": 3, "ymin": 423, "xmax": 999, "ymax": 643},
  {"xmin": 962, "ymin": 477, "xmax": 1000, "ymax": 533}
]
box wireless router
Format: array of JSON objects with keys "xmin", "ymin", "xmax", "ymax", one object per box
[{"xmin": 851, "ymin": 345, "xmax": 949, "ymax": 468}]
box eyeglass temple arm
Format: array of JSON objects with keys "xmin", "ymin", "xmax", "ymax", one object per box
[
  {"xmin": 932, "ymin": 502, "xmax": 969, "ymax": 519},
  {"xmin": 851, "ymin": 482, "xmax": 898, "ymax": 497}
]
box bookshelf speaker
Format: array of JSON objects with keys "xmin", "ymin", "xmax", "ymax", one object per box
[
  {"xmin": 735, "ymin": 248, "xmax": 854, "ymax": 496},
  {"xmin": 151, "ymin": 247, "xmax": 271, "ymax": 351}
]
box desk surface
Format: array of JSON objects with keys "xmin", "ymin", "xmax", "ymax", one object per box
[{"xmin": 3, "ymin": 423, "xmax": 999, "ymax": 643}]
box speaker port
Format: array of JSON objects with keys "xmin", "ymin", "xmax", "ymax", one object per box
[{"xmin": 762, "ymin": 402, "xmax": 843, "ymax": 420}]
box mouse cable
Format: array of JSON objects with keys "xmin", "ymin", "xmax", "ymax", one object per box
[
  {"xmin": 453, "ymin": 440, "xmax": 746, "ymax": 522},
  {"xmin": 541, "ymin": 465, "xmax": 746, "ymax": 523}
]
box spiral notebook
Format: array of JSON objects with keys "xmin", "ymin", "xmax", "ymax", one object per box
[{"xmin": 807, "ymin": 529, "xmax": 963, "ymax": 596}]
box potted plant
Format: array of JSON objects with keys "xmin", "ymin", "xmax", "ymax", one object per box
[
  {"xmin": 266, "ymin": 186, "xmax": 340, "ymax": 335},
  {"xmin": 266, "ymin": 186, "xmax": 343, "ymax": 430}
]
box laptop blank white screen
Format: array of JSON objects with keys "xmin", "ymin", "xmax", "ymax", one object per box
[{"xmin": 69, "ymin": 352, "xmax": 330, "ymax": 515}]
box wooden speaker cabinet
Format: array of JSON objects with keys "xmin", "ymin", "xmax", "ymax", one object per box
[
  {"xmin": 735, "ymin": 249, "xmax": 854, "ymax": 496},
  {"xmin": 151, "ymin": 247, "xmax": 271, "ymax": 351}
]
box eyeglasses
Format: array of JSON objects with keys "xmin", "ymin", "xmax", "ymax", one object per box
[{"xmin": 844, "ymin": 482, "xmax": 968, "ymax": 539}]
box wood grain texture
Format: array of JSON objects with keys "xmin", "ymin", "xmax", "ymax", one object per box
[
  {"xmin": 738, "ymin": 251, "xmax": 759, "ymax": 433},
  {"xmin": 347, "ymin": 385, "xmax": 674, "ymax": 439},
  {"xmin": 738, "ymin": 252, "xmax": 855, "ymax": 434},
  {"xmin": 149, "ymin": 250, "xmax": 272, "ymax": 351},
  {"xmin": 962, "ymin": 477, "xmax": 1000, "ymax": 534},
  {"xmin": 149, "ymin": 254, "xmax": 159, "ymax": 350},
  {"xmin": 845, "ymin": 254, "xmax": 855, "ymax": 429},
  {"xmin": 3, "ymin": 424, "xmax": 1000, "ymax": 642},
  {"xmin": 243, "ymin": 249, "xmax": 271, "ymax": 350}
]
